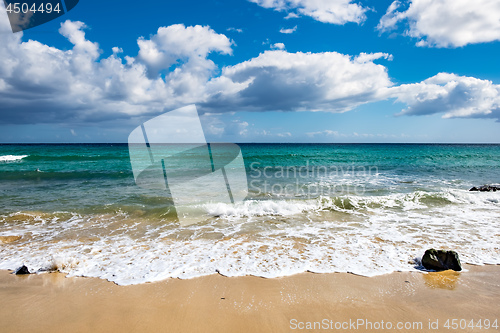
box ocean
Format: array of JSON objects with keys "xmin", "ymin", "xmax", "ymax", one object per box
[{"xmin": 0, "ymin": 143, "xmax": 499, "ymax": 285}]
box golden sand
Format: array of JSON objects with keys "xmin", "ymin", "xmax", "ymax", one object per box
[{"xmin": 0, "ymin": 265, "xmax": 499, "ymax": 332}]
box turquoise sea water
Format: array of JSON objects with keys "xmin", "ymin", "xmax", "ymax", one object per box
[{"xmin": 1, "ymin": 144, "xmax": 499, "ymax": 284}]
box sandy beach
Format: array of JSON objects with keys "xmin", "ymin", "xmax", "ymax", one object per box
[{"xmin": 1, "ymin": 265, "xmax": 499, "ymax": 333}]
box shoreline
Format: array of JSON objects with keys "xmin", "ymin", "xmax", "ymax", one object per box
[{"xmin": 1, "ymin": 265, "xmax": 499, "ymax": 332}]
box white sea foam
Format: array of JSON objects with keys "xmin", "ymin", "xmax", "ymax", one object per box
[
  {"xmin": 0, "ymin": 155, "xmax": 28, "ymax": 162},
  {"xmin": 0, "ymin": 189, "xmax": 499, "ymax": 285}
]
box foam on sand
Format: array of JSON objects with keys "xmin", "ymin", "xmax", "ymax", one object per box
[{"xmin": 0, "ymin": 189, "xmax": 498, "ymax": 285}]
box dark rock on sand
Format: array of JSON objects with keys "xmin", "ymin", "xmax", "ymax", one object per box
[
  {"xmin": 469, "ymin": 185, "xmax": 500, "ymax": 192},
  {"xmin": 14, "ymin": 265, "xmax": 30, "ymax": 275},
  {"xmin": 422, "ymin": 249, "xmax": 462, "ymax": 271}
]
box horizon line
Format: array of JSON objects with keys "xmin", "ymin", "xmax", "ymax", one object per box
[{"xmin": 1, "ymin": 142, "xmax": 500, "ymax": 145}]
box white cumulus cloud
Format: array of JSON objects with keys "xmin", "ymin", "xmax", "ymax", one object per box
[
  {"xmin": 227, "ymin": 27, "xmax": 243, "ymax": 33},
  {"xmin": 306, "ymin": 130, "xmax": 340, "ymax": 137},
  {"xmin": 137, "ymin": 24, "xmax": 233, "ymax": 77},
  {"xmin": 249, "ymin": 0, "xmax": 367, "ymax": 25},
  {"xmin": 0, "ymin": 9, "xmax": 234, "ymax": 124},
  {"xmin": 284, "ymin": 12, "xmax": 299, "ymax": 19},
  {"xmin": 389, "ymin": 73, "xmax": 500, "ymax": 120},
  {"xmin": 280, "ymin": 25, "xmax": 297, "ymax": 34},
  {"xmin": 206, "ymin": 50, "xmax": 394, "ymax": 112},
  {"xmin": 378, "ymin": 0, "xmax": 500, "ymax": 48},
  {"xmin": 271, "ymin": 42, "xmax": 286, "ymax": 50}
]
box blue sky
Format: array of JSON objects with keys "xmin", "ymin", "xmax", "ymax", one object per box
[{"xmin": 0, "ymin": 0, "xmax": 500, "ymax": 143}]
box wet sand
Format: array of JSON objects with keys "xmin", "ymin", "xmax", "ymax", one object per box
[{"xmin": 1, "ymin": 265, "xmax": 499, "ymax": 332}]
